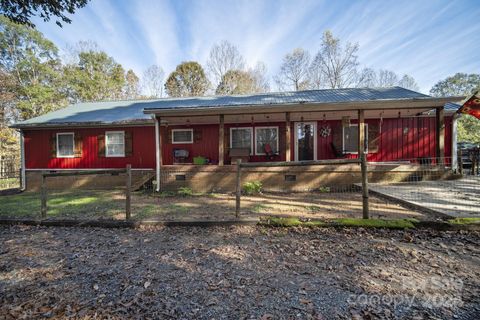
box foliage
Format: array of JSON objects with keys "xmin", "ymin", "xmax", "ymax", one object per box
[
  {"xmin": 216, "ymin": 69, "xmax": 256, "ymax": 95},
  {"xmin": 429, "ymin": 73, "xmax": 480, "ymax": 97},
  {"xmin": 0, "ymin": 15, "xmax": 67, "ymax": 120},
  {"xmin": 275, "ymin": 48, "xmax": 311, "ymax": 91},
  {"xmin": 207, "ymin": 40, "xmax": 245, "ymax": 86},
  {"xmin": 242, "ymin": 181, "xmax": 262, "ymax": 195},
  {"xmin": 448, "ymin": 217, "xmax": 480, "ymax": 225},
  {"xmin": 0, "ymin": 0, "xmax": 88, "ymax": 27},
  {"xmin": 124, "ymin": 69, "xmax": 140, "ymax": 100},
  {"xmin": 177, "ymin": 187, "xmax": 194, "ymax": 197},
  {"xmin": 430, "ymin": 73, "xmax": 480, "ymax": 143},
  {"xmin": 317, "ymin": 186, "xmax": 331, "ymax": 193},
  {"xmin": 142, "ymin": 64, "xmax": 164, "ymax": 98},
  {"xmin": 63, "ymin": 50, "xmax": 125, "ymax": 102},
  {"xmin": 164, "ymin": 61, "xmax": 209, "ymax": 97}
]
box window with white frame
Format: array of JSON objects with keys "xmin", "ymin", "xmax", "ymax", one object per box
[
  {"xmin": 255, "ymin": 127, "xmax": 278, "ymax": 155},
  {"xmin": 230, "ymin": 127, "xmax": 253, "ymax": 154},
  {"xmin": 106, "ymin": 131, "xmax": 125, "ymax": 157},
  {"xmin": 343, "ymin": 124, "xmax": 368, "ymax": 153},
  {"xmin": 172, "ymin": 129, "xmax": 193, "ymax": 144},
  {"xmin": 56, "ymin": 133, "xmax": 74, "ymax": 158}
]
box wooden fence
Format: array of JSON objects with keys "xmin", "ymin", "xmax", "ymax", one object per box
[
  {"xmin": 40, "ymin": 165, "xmax": 132, "ymax": 219},
  {"xmin": 234, "ymin": 157, "xmax": 370, "ymax": 219}
]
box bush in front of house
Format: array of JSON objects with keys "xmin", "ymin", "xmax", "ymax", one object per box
[
  {"xmin": 243, "ymin": 181, "xmax": 262, "ymax": 195},
  {"xmin": 177, "ymin": 187, "xmax": 194, "ymax": 197}
]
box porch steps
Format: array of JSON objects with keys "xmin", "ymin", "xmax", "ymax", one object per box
[{"xmin": 132, "ymin": 172, "xmax": 156, "ymax": 191}]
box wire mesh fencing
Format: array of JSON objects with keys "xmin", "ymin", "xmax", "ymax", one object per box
[
  {"xmin": 0, "ymin": 156, "xmax": 20, "ymax": 191},
  {"xmin": 368, "ymin": 156, "xmax": 480, "ymax": 220}
]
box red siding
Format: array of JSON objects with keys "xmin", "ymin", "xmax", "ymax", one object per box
[
  {"xmin": 24, "ymin": 116, "xmax": 453, "ymax": 169},
  {"xmin": 24, "ymin": 126, "xmax": 156, "ymax": 169}
]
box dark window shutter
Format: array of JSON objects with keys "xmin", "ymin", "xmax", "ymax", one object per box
[
  {"xmin": 193, "ymin": 129, "xmax": 202, "ymax": 142},
  {"xmin": 50, "ymin": 133, "xmax": 57, "ymax": 158},
  {"xmin": 125, "ymin": 131, "xmax": 133, "ymax": 157},
  {"xmin": 224, "ymin": 128, "xmax": 230, "ymax": 164},
  {"xmin": 331, "ymin": 123, "xmax": 343, "ymax": 152},
  {"xmin": 98, "ymin": 134, "xmax": 105, "ymax": 158},
  {"xmin": 278, "ymin": 126, "xmax": 286, "ymax": 155},
  {"xmin": 74, "ymin": 133, "xmax": 83, "ymax": 158},
  {"xmin": 167, "ymin": 129, "xmax": 172, "ymax": 144},
  {"xmin": 368, "ymin": 123, "xmax": 380, "ymax": 153}
]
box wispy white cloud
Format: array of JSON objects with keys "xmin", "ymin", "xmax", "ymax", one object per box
[{"xmin": 33, "ymin": 0, "xmax": 480, "ymax": 94}]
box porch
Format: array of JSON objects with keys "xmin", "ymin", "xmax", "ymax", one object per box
[{"xmin": 149, "ymin": 101, "xmax": 454, "ymax": 192}]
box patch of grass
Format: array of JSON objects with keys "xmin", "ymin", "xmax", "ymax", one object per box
[
  {"xmin": 243, "ymin": 181, "xmax": 262, "ymax": 195},
  {"xmin": 0, "ymin": 178, "xmax": 19, "ymax": 190},
  {"xmin": 177, "ymin": 187, "xmax": 194, "ymax": 197},
  {"xmin": 0, "ymin": 190, "xmax": 124, "ymax": 218},
  {"xmin": 251, "ymin": 203, "xmax": 270, "ymax": 213},
  {"xmin": 317, "ymin": 186, "xmax": 331, "ymax": 193},
  {"xmin": 305, "ymin": 205, "xmax": 321, "ymax": 213},
  {"xmin": 263, "ymin": 217, "xmax": 416, "ymax": 229},
  {"xmin": 332, "ymin": 218, "xmax": 416, "ymax": 229},
  {"xmin": 165, "ymin": 204, "xmax": 189, "ymax": 214},
  {"xmin": 448, "ymin": 217, "xmax": 480, "ymax": 225},
  {"xmin": 264, "ymin": 217, "xmax": 325, "ymax": 227}
]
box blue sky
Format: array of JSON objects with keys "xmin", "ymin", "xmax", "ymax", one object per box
[{"xmin": 33, "ymin": 0, "xmax": 480, "ymax": 94}]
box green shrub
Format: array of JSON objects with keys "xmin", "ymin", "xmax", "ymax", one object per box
[
  {"xmin": 317, "ymin": 186, "xmax": 331, "ymax": 193},
  {"xmin": 243, "ymin": 181, "xmax": 263, "ymax": 195},
  {"xmin": 177, "ymin": 187, "xmax": 193, "ymax": 197}
]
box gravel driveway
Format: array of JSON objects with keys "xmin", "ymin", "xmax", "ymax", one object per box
[{"xmin": 0, "ymin": 225, "xmax": 479, "ymax": 319}]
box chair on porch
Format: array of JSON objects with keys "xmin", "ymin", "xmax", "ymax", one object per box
[
  {"xmin": 330, "ymin": 142, "xmax": 346, "ymax": 158},
  {"xmin": 264, "ymin": 143, "xmax": 279, "ymax": 160}
]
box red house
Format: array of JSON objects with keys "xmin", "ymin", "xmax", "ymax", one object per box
[{"xmin": 12, "ymin": 87, "xmax": 460, "ymax": 192}]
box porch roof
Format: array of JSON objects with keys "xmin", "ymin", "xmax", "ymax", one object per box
[{"xmin": 12, "ymin": 87, "xmax": 461, "ymax": 128}]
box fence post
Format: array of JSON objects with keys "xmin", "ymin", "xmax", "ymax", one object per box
[
  {"xmin": 40, "ymin": 171, "xmax": 47, "ymax": 218},
  {"xmin": 235, "ymin": 159, "xmax": 242, "ymax": 218},
  {"xmin": 126, "ymin": 164, "xmax": 131, "ymax": 220},
  {"xmin": 361, "ymin": 152, "xmax": 369, "ymax": 219}
]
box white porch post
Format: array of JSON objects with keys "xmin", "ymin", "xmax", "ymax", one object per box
[
  {"xmin": 451, "ymin": 114, "xmax": 458, "ymax": 172},
  {"xmin": 20, "ymin": 130, "xmax": 26, "ymax": 190},
  {"xmin": 154, "ymin": 116, "xmax": 161, "ymax": 192}
]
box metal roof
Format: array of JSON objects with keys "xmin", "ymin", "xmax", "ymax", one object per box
[
  {"xmin": 444, "ymin": 102, "xmax": 461, "ymax": 111},
  {"xmin": 13, "ymin": 87, "xmax": 439, "ymax": 128}
]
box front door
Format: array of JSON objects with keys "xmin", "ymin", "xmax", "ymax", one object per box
[{"xmin": 294, "ymin": 122, "xmax": 317, "ymax": 161}]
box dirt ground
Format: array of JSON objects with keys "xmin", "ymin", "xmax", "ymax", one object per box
[
  {"xmin": 0, "ymin": 225, "xmax": 479, "ymax": 319},
  {"xmin": 132, "ymin": 192, "xmax": 428, "ymax": 221}
]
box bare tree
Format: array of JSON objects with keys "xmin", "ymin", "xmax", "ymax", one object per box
[
  {"xmin": 207, "ymin": 40, "xmax": 245, "ymax": 86},
  {"xmin": 63, "ymin": 40, "xmax": 101, "ymax": 65},
  {"xmin": 275, "ymin": 48, "xmax": 311, "ymax": 91},
  {"xmin": 249, "ymin": 62, "xmax": 270, "ymax": 93},
  {"xmin": 354, "ymin": 67, "xmax": 377, "ymax": 88},
  {"xmin": 142, "ymin": 65, "xmax": 165, "ymax": 98},
  {"xmin": 311, "ymin": 30, "xmax": 359, "ymax": 89},
  {"xmin": 399, "ymin": 74, "xmax": 420, "ymax": 91},
  {"xmin": 376, "ymin": 69, "xmax": 399, "ymax": 87}
]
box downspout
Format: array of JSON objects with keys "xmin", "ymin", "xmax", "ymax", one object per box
[
  {"xmin": 451, "ymin": 114, "xmax": 459, "ymax": 172},
  {"xmin": 20, "ymin": 130, "xmax": 26, "ymax": 190},
  {"xmin": 153, "ymin": 115, "xmax": 160, "ymax": 192}
]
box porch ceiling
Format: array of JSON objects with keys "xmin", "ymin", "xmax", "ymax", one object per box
[{"xmin": 159, "ymin": 107, "xmax": 446, "ymax": 125}]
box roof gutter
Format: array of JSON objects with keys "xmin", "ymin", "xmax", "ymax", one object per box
[{"xmin": 143, "ymin": 97, "xmax": 463, "ymax": 117}]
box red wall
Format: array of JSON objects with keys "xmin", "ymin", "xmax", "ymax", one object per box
[
  {"xmin": 24, "ymin": 116, "xmax": 453, "ymax": 169},
  {"xmin": 24, "ymin": 126, "xmax": 156, "ymax": 169},
  {"xmin": 312, "ymin": 117, "xmax": 452, "ymax": 162}
]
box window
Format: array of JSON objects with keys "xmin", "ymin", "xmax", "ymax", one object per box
[
  {"xmin": 106, "ymin": 131, "xmax": 125, "ymax": 157},
  {"xmin": 172, "ymin": 129, "xmax": 193, "ymax": 144},
  {"xmin": 255, "ymin": 127, "xmax": 278, "ymax": 155},
  {"xmin": 230, "ymin": 127, "xmax": 253, "ymax": 154},
  {"xmin": 343, "ymin": 124, "xmax": 368, "ymax": 153},
  {"xmin": 56, "ymin": 133, "xmax": 74, "ymax": 158}
]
